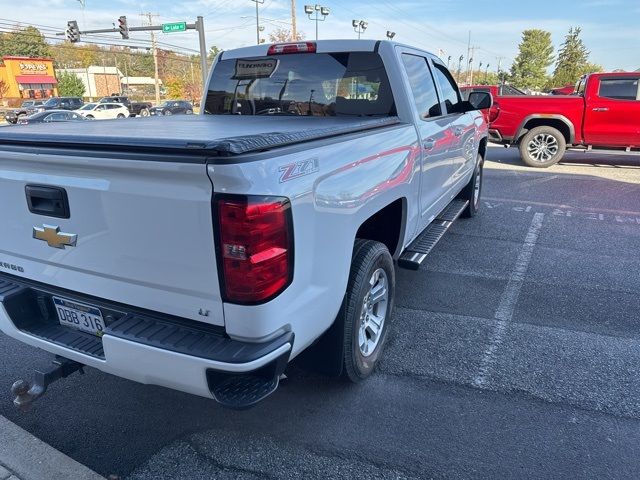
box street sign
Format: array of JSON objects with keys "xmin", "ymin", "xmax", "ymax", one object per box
[{"xmin": 162, "ymin": 22, "xmax": 187, "ymax": 33}]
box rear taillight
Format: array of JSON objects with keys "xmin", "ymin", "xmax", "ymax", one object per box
[
  {"xmin": 488, "ymin": 102, "xmax": 500, "ymax": 123},
  {"xmin": 267, "ymin": 42, "xmax": 316, "ymax": 55},
  {"xmin": 215, "ymin": 195, "xmax": 293, "ymax": 304}
]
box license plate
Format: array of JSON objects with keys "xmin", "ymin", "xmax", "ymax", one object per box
[{"xmin": 53, "ymin": 296, "xmax": 105, "ymax": 336}]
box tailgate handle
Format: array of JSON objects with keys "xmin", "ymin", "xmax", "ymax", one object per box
[{"xmin": 25, "ymin": 185, "xmax": 70, "ymax": 219}]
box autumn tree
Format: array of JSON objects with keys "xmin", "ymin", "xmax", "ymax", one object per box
[
  {"xmin": 550, "ymin": 27, "xmax": 602, "ymax": 87},
  {"xmin": 509, "ymin": 29, "xmax": 554, "ymax": 90},
  {"xmin": 268, "ymin": 28, "xmax": 305, "ymax": 43},
  {"xmin": 0, "ymin": 79, "xmax": 9, "ymax": 98}
]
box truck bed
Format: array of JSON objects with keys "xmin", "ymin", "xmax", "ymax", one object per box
[{"xmin": 0, "ymin": 115, "xmax": 401, "ymax": 157}]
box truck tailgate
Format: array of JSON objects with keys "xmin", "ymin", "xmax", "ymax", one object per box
[{"xmin": 0, "ymin": 149, "xmax": 223, "ymax": 326}]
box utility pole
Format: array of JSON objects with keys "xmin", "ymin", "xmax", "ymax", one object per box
[
  {"xmin": 466, "ymin": 31, "xmax": 471, "ymax": 84},
  {"xmin": 251, "ymin": 0, "xmax": 265, "ymax": 45},
  {"xmin": 142, "ymin": 13, "xmax": 161, "ymax": 105},
  {"xmin": 291, "ymin": 0, "xmax": 297, "ymax": 40},
  {"xmin": 468, "ymin": 46, "xmax": 476, "ymax": 85}
]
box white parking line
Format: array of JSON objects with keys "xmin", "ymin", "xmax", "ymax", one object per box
[{"xmin": 473, "ymin": 212, "xmax": 545, "ymax": 387}]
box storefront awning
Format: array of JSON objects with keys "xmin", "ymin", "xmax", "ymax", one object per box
[{"xmin": 15, "ymin": 75, "xmax": 58, "ymax": 84}]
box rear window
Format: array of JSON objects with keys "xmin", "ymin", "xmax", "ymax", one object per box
[{"xmin": 204, "ymin": 52, "xmax": 395, "ymax": 117}]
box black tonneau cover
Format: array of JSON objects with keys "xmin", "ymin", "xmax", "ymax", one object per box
[{"xmin": 0, "ymin": 115, "xmax": 401, "ymax": 156}]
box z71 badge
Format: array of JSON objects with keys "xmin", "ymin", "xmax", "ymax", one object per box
[{"xmin": 279, "ymin": 158, "xmax": 319, "ymax": 183}]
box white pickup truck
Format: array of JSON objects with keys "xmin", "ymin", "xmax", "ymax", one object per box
[{"xmin": 0, "ymin": 40, "xmax": 490, "ymax": 409}]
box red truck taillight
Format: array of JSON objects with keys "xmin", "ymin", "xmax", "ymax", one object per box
[
  {"xmin": 215, "ymin": 195, "xmax": 293, "ymax": 304},
  {"xmin": 489, "ymin": 102, "xmax": 500, "ymax": 123}
]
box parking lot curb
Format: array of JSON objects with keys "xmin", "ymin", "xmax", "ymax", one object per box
[{"xmin": 0, "ymin": 415, "xmax": 104, "ymax": 480}]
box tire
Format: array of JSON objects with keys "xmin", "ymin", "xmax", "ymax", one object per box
[
  {"xmin": 140, "ymin": 108, "xmax": 150, "ymax": 117},
  {"xmin": 164, "ymin": 110, "xmax": 172, "ymax": 116},
  {"xmin": 186, "ymin": 109, "xmax": 193, "ymax": 115},
  {"xmin": 519, "ymin": 126, "xmax": 566, "ymax": 168},
  {"xmin": 116, "ymin": 113, "xmax": 125, "ymax": 119},
  {"xmin": 340, "ymin": 239, "xmax": 395, "ymax": 382},
  {"xmin": 458, "ymin": 154, "xmax": 484, "ymax": 218},
  {"xmin": 85, "ymin": 115, "xmax": 94, "ymax": 119}
]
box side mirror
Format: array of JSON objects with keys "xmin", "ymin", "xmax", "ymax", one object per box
[{"xmin": 467, "ymin": 91, "xmax": 493, "ymax": 110}]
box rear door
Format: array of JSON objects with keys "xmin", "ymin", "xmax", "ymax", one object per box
[
  {"xmin": 399, "ymin": 51, "xmax": 453, "ymax": 227},
  {"xmin": 430, "ymin": 59, "xmax": 476, "ymax": 187},
  {"xmin": 583, "ymin": 75, "xmax": 640, "ymax": 146},
  {"xmin": 0, "ymin": 150, "xmax": 224, "ymax": 326}
]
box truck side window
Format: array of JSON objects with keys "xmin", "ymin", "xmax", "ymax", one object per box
[
  {"xmin": 598, "ymin": 78, "xmax": 639, "ymax": 100},
  {"xmin": 401, "ymin": 54, "xmax": 441, "ymax": 119},
  {"xmin": 432, "ymin": 63, "xmax": 463, "ymax": 114}
]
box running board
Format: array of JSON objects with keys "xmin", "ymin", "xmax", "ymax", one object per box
[{"xmin": 398, "ymin": 199, "xmax": 468, "ymax": 270}]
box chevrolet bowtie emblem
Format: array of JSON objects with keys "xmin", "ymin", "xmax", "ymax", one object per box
[{"xmin": 33, "ymin": 225, "xmax": 77, "ymax": 249}]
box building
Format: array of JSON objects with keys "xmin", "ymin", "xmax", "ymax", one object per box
[
  {"xmin": 121, "ymin": 76, "xmax": 162, "ymax": 97},
  {"xmin": 57, "ymin": 66, "xmax": 123, "ymax": 99},
  {"xmin": 0, "ymin": 56, "xmax": 58, "ymax": 100}
]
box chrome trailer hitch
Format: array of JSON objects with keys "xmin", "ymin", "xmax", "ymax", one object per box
[{"xmin": 11, "ymin": 356, "xmax": 85, "ymax": 411}]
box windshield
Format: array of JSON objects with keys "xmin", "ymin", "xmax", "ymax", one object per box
[
  {"xmin": 160, "ymin": 101, "xmax": 173, "ymax": 107},
  {"xmin": 204, "ymin": 52, "xmax": 395, "ymax": 117},
  {"xmin": 80, "ymin": 103, "xmax": 96, "ymax": 110},
  {"xmin": 43, "ymin": 98, "xmax": 58, "ymax": 106}
]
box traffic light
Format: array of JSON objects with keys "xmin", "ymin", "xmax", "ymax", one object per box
[
  {"xmin": 118, "ymin": 16, "xmax": 129, "ymax": 39},
  {"xmin": 66, "ymin": 20, "xmax": 80, "ymax": 43}
]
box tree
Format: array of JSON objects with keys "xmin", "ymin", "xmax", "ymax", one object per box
[
  {"xmin": 509, "ymin": 29, "xmax": 554, "ymax": 91},
  {"xmin": 207, "ymin": 45, "xmax": 221, "ymax": 63},
  {"xmin": 165, "ymin": 76, "xmax": 185, "ymax": 99},
  {"xmin": 268, "ymin": 28, "xmax": 305, "ymax": 43},
  {"xmin": 57, "ymin": 71, "xmax": 85, "ymax": 97},
  {"xmin": 550, "ymin": 27, "xmax": 598, "ymax": 87},
  {"xmin": 0, "ymin": 26, "xmax": 50, "ymax": 58},
  {"xmin": 0, "ymin": 79, "xmax": 9, "ymax": 98}
]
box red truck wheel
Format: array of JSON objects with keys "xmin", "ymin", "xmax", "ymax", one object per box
[{"xmin": 519, "ymin": 126, "xmax": 566, "ymax": 168}]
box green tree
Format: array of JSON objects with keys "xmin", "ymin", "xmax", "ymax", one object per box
[
  {"xmin": 207, "ymin": 45, "xmax": 221, "ymax": 63},
  {"xmin": 509, "ymin": 29, "xmax": 554, "ymax": 90},
  {"xmin": 0, "ymin": 26, "xmax": 50, "ymax": 58},
  {"xmin": 550, "ymin": 27, "xmax": 599, "ymax": 87},
  {"xmin": 57, "ymin": 71, "xmax": 85, "ymax": 97}
]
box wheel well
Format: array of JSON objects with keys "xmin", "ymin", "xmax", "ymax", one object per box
[
  {"xmin": 518, "ymin": 119, "xmax": 572, "ymax": 144},
  {"xmin": 478, "ymin": 137, "xmax": 487, "ymax": 159},
  {"xmin": 356, "ymin": 198, "xmax": 405, "ymax": 258}
]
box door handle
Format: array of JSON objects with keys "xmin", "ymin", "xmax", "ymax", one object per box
[
  {"xmin": 592, "ymin": 107, "xmax": 609, "ymax": 112},
  {"xmin": 423, "ymin": 138, "xmax": 436, "ymax": 150},
  {"xmin": 25, "ymin": 185, "xmax": 70, "ymax": 219},
  {"xmin": 454, "ymin": 127, "xmax": 464, "ymax": 137}
]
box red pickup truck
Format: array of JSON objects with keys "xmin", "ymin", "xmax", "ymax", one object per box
[{"xmin": 469, "ymin": 72, "xmax": 640, "ymax": 167}]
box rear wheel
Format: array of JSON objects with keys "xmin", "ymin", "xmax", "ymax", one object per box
[
  {"xmin": 85, "ymin": 114, "xmax": 94, "ymax": 119},
  {"xmin": 519, "ymin": 126, "xmax": 566, "ymax": 168},
  {"xmin": 340, "ymin": 239, "xmax": 395, "ymax": 382},
  {"xmin": 186, "ymin": 109, "xmax": 193, "ymax": 115},
  {"xmin": 139, "ymin": 108, "xmax": 150, "ymax": 117},
  {"xmin": 116, "ymin": 113, "xmax": 125, "ymax": 119},
  {"xmin": 458, "ymin": 154, "xmax": 484, "ymax": 218}
]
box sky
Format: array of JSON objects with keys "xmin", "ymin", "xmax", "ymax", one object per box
[{"xmin": 0, "ymin": 0, "xmax": 638, "ymax": 72}]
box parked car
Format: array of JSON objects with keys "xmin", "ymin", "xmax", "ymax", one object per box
[
  {"xmin": 98, "ymin": 95, "xmax": 153, "ymax": 117},
  {"xmin": 149, "ymin": 100, "xmax": 194, "ymax": 116},
  {"xmin": 17, "ymin": 109, "xmax": 88, "ymax": 125},
  {"xmin": 550, "ymin": 85, "xmax": 575, "ymax": 95},
  {"xmin": 4, "ymin": 100, "xmax": 45, "ymax": 124},
  {"xmin": 76, "ymin": 102, "xmax": 130, "ymax": 120},
  {"xmin": 0, "ymin": 39, "xmax": 491, "ymax": 410},
  {"xmin": 25, "ymin": 97, "xmax": 84, "ymax": 116},
  {"xmin": 486, "ymin": 71, "xmax": 640, "ymax": 167}
]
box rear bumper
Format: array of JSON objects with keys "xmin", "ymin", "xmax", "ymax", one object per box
[
  {"xmin": 0, "ymin": 274, "xmax": 292, "ymax": 403},
  {"xmin": 488, "ymin": 129, "xmax": 503, "ymax": 143}
]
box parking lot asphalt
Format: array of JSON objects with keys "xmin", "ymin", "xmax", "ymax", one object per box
[{"xmin": 1, "ymin": 145, "xmax": 640, "ymax": 479}]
